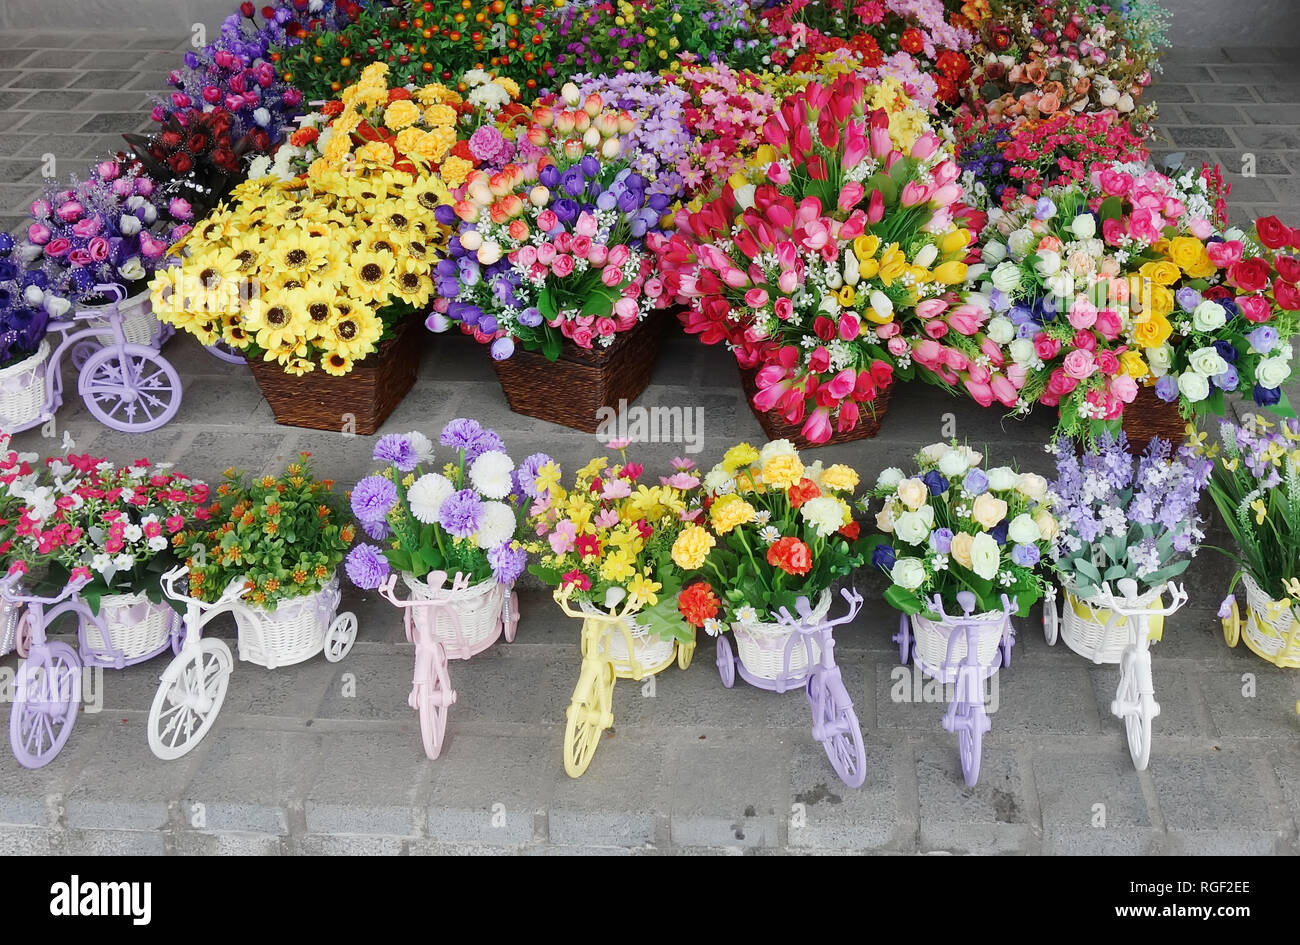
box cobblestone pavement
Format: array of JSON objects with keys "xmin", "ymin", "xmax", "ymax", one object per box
[{"xmin": 0, "ymin": 34, "xmax": 1297, "ymax": 855}]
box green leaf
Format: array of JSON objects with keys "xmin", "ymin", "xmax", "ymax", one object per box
[
  {"xmin": 537, "ymin": 286, "xmax": 558, "ymax": 320},
  {"xmin": 541, "ymin": 326, "xmax": 562, "ymax": 363},
  {"xmin": 581, "ymin": 283, "xmax": 621, "ymax": 319},
  {"xmin": 883, "ymin": 585, "xmax": 923, "ymax": 615},
  {"xmin": 1099, "ymin": 196, "xmax": 1124, "ymax": 223}
]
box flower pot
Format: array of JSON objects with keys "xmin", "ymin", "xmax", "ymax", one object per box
[
  {"xmin": 81, "ymin": 589, "xmax": 181, "ymax": 666},
  {"xmin": 576, "ymin": 598, "xmax": 676, "ymax": 677},
  {"xmin": 1121, "ymin": 384, "xmax": 1187, "ymax": 453},
  {"xmin": 489, "ymin": 310, "xmax": 667, "ymax": 433},
  {"xmin": 401, "ymin": 572, "xmax": 510, "ymax": 659},
  {"xmin": 247, "ymin": 314, "xmax": 424, "ymax": 435},
  {"xmin": 737, "ymin": 363, "xmax": 892, "ymax": 450},
  {"xmin": 910, "ymin": 605, "xmax": 1010, "ymax": 683},
  {"xmin": 1060, "ymin": 579, "xmax": 1167, "ymax": 665},
  {"xmin": 730, "ymin": 590, "xmax": 831, "ymax": 681},
  {"xmin": 234, "ymin": 576, "xmax": 342, "ymax": 669},
  {"xmin": 81, "ymin": 286, "xmax": 168, "ymax": 347},
  {"xmin": 0, "ymin": 340, "xmax": 51, "ymax": 432},
  {"xmin": 1239, "ymin": 572, "xmax": 1300, "ymax": 668}
]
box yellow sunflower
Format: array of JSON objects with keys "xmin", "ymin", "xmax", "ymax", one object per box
[{"xmin": 324, "ymin": 307, "xmax": 382, "ymax": 361}]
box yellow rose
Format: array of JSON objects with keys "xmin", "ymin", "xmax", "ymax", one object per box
[
  {"xmin": 971, "ymin": 493, "xmax": 1009, "ymax": 530},
  {"xmin": 895, "ymin": 477, "xmax": 928, "ymax": 511},
  {"xmin": 1138, "ymin": 260, "xmax": 1182, "ymax": 286},
  {"xmin": 1120, "ymin": 349, "xmax": 1149, "ymax": 378},
  {"xmin": 710, "ymin": 494, "xmax": 756, "ymax": 534},
  {"xmin": 761, "ymin": 454, "xmax": 804, "ymax": 490},
  {"xmin": 819, "ymin": 464, "xmax": 859, "ymax": 492},
  {"xmin": 383, "ymin": 99, "xmax": 421, "ymax": 131},
  {"xmin": 670, "ymin": 524, "xmax": 715, "ymax": 570},
  {"xmin": 1132, "ymin": 313, "xmax": 1172, "ymax": 349},
  {"xmin": 1033, "ymin": 509, "xmax": 1058, "ymax": 542},
  {"xmin": 950, "ymin": 532, "xmax": 975, "ymax": 569},
  {"xmin": 931, "ymin": 261, "xmax": 968, "ymax": 285},
  {"xmin": 1168, "ymin": 236, "xmax": 1208, "ymax": 274}
]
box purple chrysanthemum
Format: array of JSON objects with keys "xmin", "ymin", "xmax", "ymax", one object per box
[
  {"xmin": 515, "ymin": 452, "xmax": 554, "ymax": 499},
  {"xmin": 345, "ymin": 544, "xmax": 390, "ymax": 590},
  {"xmin": 440, "ymin": 418, "xmax": 485, "ymax": 451},
  {"xmin": 439, "ymin": 489, "xmax": 484, "ymax": 539},
  {"xmin": 361, "ymin": 517, "xmax": 391, "ymax": 541},
  {"xmin": 373, "ymin": 433, "xmax": 418, "ymax": 472},
  {"xmin": 351, "ymin": 476, "xmax": 396, "ymax": 525},
  {"xmin": 488, "ymin": 543, "xmax": 527, "ymax": 585}
]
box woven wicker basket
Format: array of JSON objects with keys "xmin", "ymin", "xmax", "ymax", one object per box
[
  {"xmin": 910, "ymin": 606, "xmax": 1009, "ymax": 683},
  {"xmin": 1240, "ymin": 572, "xmax": 1300, "ymax": 669},
  {"xmin": 235, "ymin": 576, "xmax": 341, "ymax": 669},
  {"xmin": 738, "ymin": 365, "xmax": 892, "ymax": 449},
  {"xmin": 730, "ymin": 590, "xmax": 831, "ymax": 681},
  {"xmin": 489, "ymin": 311, "xmax": 666, "ymax": 433},
  {"xmin": 81, "ymin": 590, "xmax": 179, "ymax": 664},
  {"xmin": 248, "ymin": 314, "xmax": 424, "ymax": 435},
  {"xmin": 578, "ymin": 599, "xmax": 675, "ymax": 677},
  {"xmin": 82, "ymin": 288, "xmax": 166, "ymax": 347},
  {"xmin": 0, "ymin": 340, "xmax": 51, "ymax": 431},
  {"xmin": 402, "ymin": 572, "xmax": 506, "ymax": 659},
  {"xmin": 1060, "ymin": 580, "xmax": 1167, "ymax": 665},
  {"xmin": 1121, "ymin": 384, "xmax": 1187, "ymax": 453}
]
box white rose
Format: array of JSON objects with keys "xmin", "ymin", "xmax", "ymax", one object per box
[
  {"xmin": 986, "ymin": 466, "xmax": 1019, "ymax": 491},
  {"xmin": 1069, "ymin": 214, "xmax": 1097, "ymax": 240},
  {"xmin": 253, "ymin": 106, "xmax": 271, "ymax": 127},
  {"xmin": 1010, "ymin": 338, "xmax": 1036, "ymax": 364},
  {"xmin": 1007, "ymin": 513, "xmax": 1041, "ymax": 545},
  {"xmin": 1098, "ymin": 85, "xmax": 1120, "ymax": 107},
  {"xmin": 1145, "ymin": 344, "xmax": 1172, "ymax": 377},
  {"xmin": 918, "ymin": 443, "xmax": 951, "ymax": 464},
  {"xmin": 987, "ymin": 316, "xmax": 1015, "ymax": 345},
  {"xmin": 938, "ymin": 450, "xmax": 971, "ymax": 478},
  {"xmin": 1034, "ymin": 250, "xmax": 1062, "ymax": 278},
  {"xmin": 118, "ymin": 214, "xmax": 142, "ymax": 236},
  {"xmin": 982, "ymin": 241, "xmax": 1008, "ymax": 265},
  {"xmin": 1225, "ymin": 227, "xmax": 1247, "ymax": 242},
  {"xmin": 23, "ymin": 285, "xmax": 44, "ymax": 306},
  {"xmin": 1191, "ymin": 300, "xmax": 1226, "ymax": 333},
  {"xmin": 1188, "ymin": 346, "xmax": 1228, "ymax": 378},
  {"xmin": 477, "ymin": 242, "xmax": 502, "ymax": 266},
  {"xmin": 1256, "ymin": 356, "xmax": 1291, "ymax": 389},
  {"xmin": 117, "ymin": 257, "xmax": 145, "ymax": 281},
  {"xmin": 875, "ymin": 467, "xmax": 905, "ymax": 490},
  {"xmin": 1016, "ymin": 473, "xmax": 1048, "ymax": 501},
  {"xmin": 1007, "ymin": 229, "xmax": 1037, "ymax": 260},
  {"xmin": 890, "ymin": 557, "xmax": 927, "ymax": 591},
  {"xmin": 894, "ymin": 506, "xmax": 936, "ymax": 546},
  {"xmin": 991, "ymin": 261, "xmax": 1022, "ymax": 294},
  {"xmin": 44, "ymin": 296, "xmax": 71, "ymax": 319},
  {"xmin": 913, "ymin": 244, "xmax": 939, "ymax": 268},
  {"xmin": 969, "ymin": 532, "xmax": 1001, "ymax": 581},
  {"xmin": 1178, "ymin": 371, "xmax": 1210, "ymax": 402},
  {"xmin": 1044, "ymin": 271, "xmax": 1075, "ymax": 300},
  {"xmin": 1116, "ymin": 93, "xmax": 1135, "ymax": 113}
]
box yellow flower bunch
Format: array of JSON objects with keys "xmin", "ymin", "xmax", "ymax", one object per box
[{"xmin": 150, "ymin": 167, "xmax": 447, "ymax": 376}]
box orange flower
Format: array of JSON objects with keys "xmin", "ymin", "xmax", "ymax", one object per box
[
  {"xmin": 677, "ymin": 582, "xmax": 721, "ymax": 629},
  {"xmin": 767, "ymin": 536, "xmax": 813, "ymax": 576},
  {"xmin": 787, "ymin": 477, "xmax": 821, "ymax": 509}
]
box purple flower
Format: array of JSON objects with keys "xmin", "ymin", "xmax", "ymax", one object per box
[
  {"xmin": 871, "ymin": 544, "xmax": 896, "ymax": 572},
  {"xmin": 922, "ymin": 470, "xmax": 948, "ymax": 495},
  {"xmin": 440, "ymin": 418, "xmax": 485, "ymax": 452},
  {"xmin": 1034, "ymin": 197, "xmax": 1057, "ymax": 220},
  {"xmin": 439, "ymin": 489, "xmax": 484, "ymax": 538},
  {"xmin": 1214, "ymin": 366, "xmax": 1239, "ymax": 392},
  {"xmin": 488, "ymin": 543, "xmax": 527, "ymax": 584},
  {"xmin": 515, "ymin": 452, "xmax": 553, "ymax": 499},
  {"xmin": 962, "ymin": 469, "xmax": 988, "ymax": 496},
  {"xmin": 490, "ymin": 337, "xmax": 515, "ymax": 360},
  {"xmin": 361, "ymin": 518, "xmax": 392, "ymax": 541},
  {"xmin": 373, "ymin": 433, "xmax": 419, "ymax": 472},
  {"xmin": 1176, "ymin": 287, "xmax": 1202, "ymax": 312},
  {"xmin": 1011, "ymin": 543, "xmax": 1040, "ymax": 567},
  {"xmin": 1247, "ymin": 325, "xmax": 1278, "ymax": 354},
  {"xmin": 1154, "ymin": 375, "xmax": 1179, "ymax": 402},
  {"xmin": 351, "ymin": 475, "xmax": 397, "ymax": 524},
  {"xmin": 345, "ymin": 544, "xmax": 390, "ymax": 590},
  {"xmin": 929, "ymin": 528, "xmax": 954, "ymax": 555}
]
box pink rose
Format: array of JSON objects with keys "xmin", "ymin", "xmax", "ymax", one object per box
[
  {"xmin": 56, "ymin": 201, "xmax": 84, "ymax": 223},
  {"xmin": 774, "ymin": 297, "xmax": 794, "ymax": 321},
  {"xmin": 536, "ymin": 242, "xmax": 557, "ymax": 265},
  {"xmin": 1237, "ymin": 294, "xmax": 1272, "ymax": 323},
  {"xmin": 551, "ymin": 254, "xmax": 575, "ymax": 277},
  {"xmin": 26, "ymin": 222, "xmax": 51, "ymax": 245},
  {"xmin": 71, "ymin": 217, "xmax": 101, "ymax": 239},
  {"xmin": 587, "ymin": 244, "xmax": 608, "ymax": 267},
  {"xmin": 1110, "ymin": 374, "xmax": 1138, "ymax": 403},
  {"xmin": 571, "ymin": 235, "xmax": 592, "ymax": 259},
  {"xmin": 536, "ymin": 210, "xmax": 558, "ymax": 232},
  {"xmin": 516, "ymin": 245, "xmax": 538, "ymax": 267},
  {"xmin": 612, "ymin": 297, "xmax": 638, "ymax": 321},
  {"xmin": 607, "ymin": 244, "xmax": 631, "ymax": 268},
  {"xmin": 44, "ymin": 238, "xmax": 71, "ymax": 257},
  {"xmin": 1093, "ymin": 308, "xmax": 1122, "ymax": 340},
  {"xmin": 1066, "ymin": 300, "xmax": 1097, "ymax": 330},
  {"xmin": 1033, "ymin": 334, "xmax": 1061, "ymax": 360},
  {"xmin": 554, "ymin": 232, "xmax": 572, "ymax": 253},
  {"xmin": 1062, "ymin": 349, "xmax": 1096, "ymax": 380},
  {"xmin": 1206, "ymin": 240, "xmax": 1244, "ymax": 268},
  {"xmin": 570, "ymin": 326, "xmax": 596, "ymax": 348},
  {"xmin": 1188, "ymin": 218, "xmax": 1213, "ymax": 240},
  {"xmin": 1099, "ymin": 169, "xmax": 1132, "ymax": 196},
  {"xmin": 744, "ymin": 287, "xmax": 769, "ymax": 308},
  {"xmin": 887, "ymin": 336, "xmax": 909, "ymax": 357},
  {"xmin": 1094, "ymin": 349, "xmax": 1120, "ymax": 375},
  {"xmin": 1046, "ymin": 368, "xmax": 1079, "ymax": 397},
  {"xmin": 595, "ymin": 317, "xmax": 618, "ymax": 336},
  {"xmin": 1072, "ymin": 329, "xmax": 1097, "ymax": 352},
  {"xmin": 600, "ymin": 266, "xmax": 624, "ymax": 288}
]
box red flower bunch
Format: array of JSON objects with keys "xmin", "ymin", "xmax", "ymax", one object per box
[
  {"xmin": 677, "ymin": 581, "xmax": 721, "ymax": 628},
  {"xmin": 767, "ymin": 536, "xmax": 813, "ymax": 576},
  {"xmin": 128, "ymin": 109, "xmax": 257, "ymax": 212}
]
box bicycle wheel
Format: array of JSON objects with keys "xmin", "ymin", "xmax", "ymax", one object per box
[
  {"xmin": 716, "ymin": 635, "xmax": 735, "ymax": 689},
  {"xmin": 677, "ymin": 636, "xmax": 695, "ymax": 670},
  {"xmin": 502, "ymin": 591, "xmax": 519, "ymax": 643},
  {"xmin": 147, "ymin": 638, "xmax": 233, "ymax": 761},
  {"xmin": 563, "ymin": 659, "xmax": 613, "ymax": 778},
  {"xmin": 417, "ymin": 644, "xmax": 453, "ymax": 761},
  {"xmin": 893, "ymin": 613, "xmax": 912, "ymax": 664},
  {"xmin": 953, "ymin": 702, "xmax": 984, "ymax": 787},
  {"xmin": 78, "ymin": 344, "xmax": 183, "ymax": 432},
  {"xmin": 323, "ymin": 612, "xmax": 357, "ymax": 662},
  {"xmin": 813, "ymin": 674, "xmax": 867, "ymax": 789},
  {"xmin": 10, "ymin": 642, "xmax": 80, "ymax": 768},
  {"xmin": 1126, "ymin": 695, "xmax": 1155, "ymax": 771},
  {"xmin": 1221, "ymin": 598, "xmax": 1240, "ymax": 648}
]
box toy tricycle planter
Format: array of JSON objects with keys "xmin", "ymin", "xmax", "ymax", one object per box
[
  {"xmin": 556, "ymin": 588, "xmax": 694, "ymax": 779},
  {"xmin": 893, "ymin": 592, "xmax": 1016, "ymax": 787},
  {"xmin": 377, "ymin": 570, "xmax": 519, "ymax": 761},
  {"xmin": 1221, "ymin": 572, "xmax": 1300, "ymax": 669},
  {"xmin": 716, "ymin": 588, "xmax": 867, "ymax": 788}
]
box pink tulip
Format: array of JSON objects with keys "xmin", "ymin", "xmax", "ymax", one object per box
[
  {"xmin": 801, "ymin": 407, "xmax": 833, "ymax": 444},
  {"xmin": 869, "ymin": 110, "xmax": 891, "ymax": 158},
  {"xmin": 838, "ymin": 313, "xmax": 859, "ymax": 340},
  {"xmin": 916, "ymin": 299, "xmax": 950, "ymax": 320},
  {"xmin": 777, "ymin": 269, "xmax": 799, "ymax": 294},
  {"xmin": 931, "ymin": 184, "xmax": 962, "ymax": 207},
  {"xmin": 744, "ymin": 288, "xmax": 769, "ymax": 308},
  {"xmin": 837, "ymin": 401, "xmax": 860, "ymax": 433},
  {"xmin": 990, "ymin": 375, "xmax": 1020, "ymax": 407},
  {"xmin": 721, "ymin": 267, "xmax": 750, "ymax": 289},
  {"xmin": 911, "ymin": 133, "xmax": 941, "ymax": 161},
  {"xmin": 964, "ymin": 379, "xmax": 995, "ymax": 408},
  {"xmin": 867, "ymin": 190, "xmax": 885, "ymax": 224},
  {"xmin": 26, "ymin": 222, "xmax": 51, "ymax": 245},
  {"xmin": 826, "ymin": 368, "xmax": 856, "ymax": 400},
  {"xmin": 837, "ymin": 182, "xmax": 864, "ymax": 213}
]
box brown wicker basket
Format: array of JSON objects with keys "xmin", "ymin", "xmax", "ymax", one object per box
[
  {"xmin": 1121, "ymin": 383, "xmax": 1188, "ymax": 453},
  {"xmin": 490, "ymin": 311, "xmax": 667, "ymax": 433},
  {"xmin": 737, "ymin": 363, "xmax": 893, "ymax": 449},
  {"xmin": 247, "ymin": 315, "xmax": 424, "ymax": 435}
]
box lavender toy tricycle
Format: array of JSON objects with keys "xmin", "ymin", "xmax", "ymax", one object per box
[{"xmin": 715, "ymin": 587, "xmax": 867, "ymax": 788}]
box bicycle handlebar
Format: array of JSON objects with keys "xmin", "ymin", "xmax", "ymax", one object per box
[
  {"xmin": 0, "ymin": 573, "xmax": 91, "ymax": 606},
  {"xmin": 774, "ymin": 586, "xmax": 864, "ymax": 634},
  {"xmin": 161, "ymin": 564, "xmax": 249, "ymax": 608},
  {"xmin": 552, "ymin": 585, "xmax": 643, "ymax": 624},
  {"xmin": 1090, "ymin": 581, "xmax": 1189, "ymax": 619}
]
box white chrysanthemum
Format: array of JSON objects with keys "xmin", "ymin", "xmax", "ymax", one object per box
[
  {"xmin": 469, "ymin": 450, "xmax": 514, "ymax": 499},
  {"xmin": 406, "ymin": 430, "xmax": 434, "ymax": 464},
  {"xmin": 758, "ymin": 525, "xmax": 781, "ymax": 544},
  {"xmin": 409, "ymin": 473, "xmax": 454, "ymax": 524},
  {"xmin": 474, "ymin": 501, "xmax": 516, "ymax": 550},
  {"xmin": 702, "ymin": 464, "xmax": 736, "ymax": 495},
  {"xmin": 875, "ymin": 467, "xmax": 905, "ymax": 490},
  {"xmin": 800, "ymin": 496, "xmax": 846, "ymax": 537},
  {"xmin": 758, "ymin": 439, "xmax": 797, "ymax": 464}
]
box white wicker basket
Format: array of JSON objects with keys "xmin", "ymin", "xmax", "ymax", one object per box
[
  {"xmin": 911, "ymin": 605, "xmax": 1009, "ymax": 683},
  {"xmin": 402, "ymin": 572, "xmax": 506, "ymax": 659},
  {"xmin": 83, "ymin": 287, "xmax": 164, "ymax": 347},
  {"xmin": 0, "ymin": 340, "xmax": 51, "ymax": 431},
  {"xmin": 1060, "ymin": 580, "xmax": 1167, "ymax": 665},
  {"xmin": 1241, "ymin": 572, "xmax": 1300, "ymax": 668},
  {"xmin": 82, "ymin": 589, "xmax": 178, "ymax": 663},
  {"xmin": 235, "ymin": 576, "xmax": 340, "ymax": 669},
  {"xmin": 730, "ymin": 590, "xmax": 831, "ymax": 681},
  {"xmin": 578, "ymin": 599, "xmax": 674, "ymax": 676}
]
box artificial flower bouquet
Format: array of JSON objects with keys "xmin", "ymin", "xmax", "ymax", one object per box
[
  {"xmin": 183, "ymin": 453, "xmax": 351, "ymax": 609},
  {"xmin": 1047, "ymin": 432, "xmax": 1208, "ymax": 602},
  {"xmin": 124, "ymin": 108, "xmax": 262, "ymax": 217},
  {"xmin": 674, "ymin": 440, "xmax": 866, "ymax": 640},
  {"xmin": 525, "ymin": 449, "xmax": 702, "ymax": 644},
  {"xmin": 867, "ymin": 441, "xmax": 1056, "ymax": 619},
  {"xmin": 344, "ymin": 420, "xmax": 536, "ymax": 593},
  {"xmin": 659, "ymin": 73, "xmax": 979, "ymax": 443}
]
